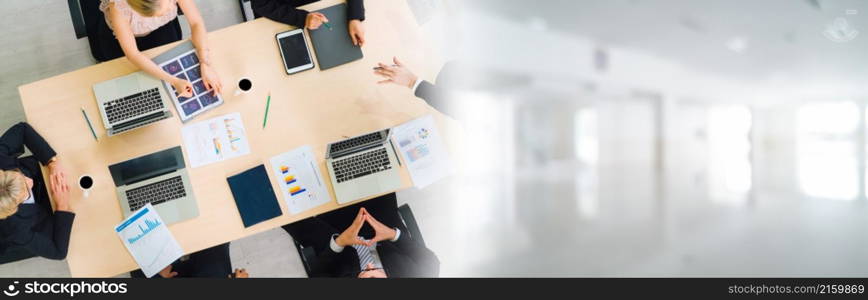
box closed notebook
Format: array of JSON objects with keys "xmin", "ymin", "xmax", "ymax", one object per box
[
  {"xmin": 227, "ymin": 165, "xmax": 282, "ymax": 227},
  {"xmin": 309, "ymin": 3, "xmax": 364, "ymax": 70}
]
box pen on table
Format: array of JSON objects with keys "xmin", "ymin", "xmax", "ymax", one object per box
[
  {"xmin": 81, "ymin": 107, "xmax": 98, "ymax": 141},
  {"xmin": 373, "ymin": 64, "xmax": 399, "ymax": 71},
  {"xmin": 389, "ymin": 140, "xmax": 402, "ymax": 166},
  {"xmin": 263, "ymin": 92, "xmax": 272, "ymax": 129}
]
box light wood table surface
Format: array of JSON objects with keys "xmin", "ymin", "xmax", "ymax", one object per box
[{"xmin": 18, "ymin": 0, "xmax": 452, "ymax": 277}]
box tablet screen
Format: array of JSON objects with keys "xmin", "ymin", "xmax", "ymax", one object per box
[{"xmin": 278, "ymin": 32, "xmax": 311, "ymax": 70}]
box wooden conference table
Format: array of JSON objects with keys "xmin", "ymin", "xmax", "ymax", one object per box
[{"xmin": 17, "ymin": 0, "xmax": 452, "ymax": 277}]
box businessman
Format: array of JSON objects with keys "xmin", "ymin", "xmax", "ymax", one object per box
[
  {"xmin": 251, "ymin": 0, "xmax": 367, "ymax": 46},
  {"xmin": 374, "ymin": 57, "xmax": 457, "ymax": 117},
  {"xmin": 283, "ymin": 193, "xmax": 439, "ymax": 278}
]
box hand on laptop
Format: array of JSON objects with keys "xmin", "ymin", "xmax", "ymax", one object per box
[
  {"xmin": 171, "ymin": 78, "xmax": 194, "ymax": 98},
  {"xmin": 349, "ymin": 20, "xmax": 366, "ymax": 47},
  {"xmin": 305, "ymin": 12, "xmax": 329, "ymax": 30},
  {"xmin": 374, "ymin": 57, "xmax": 418, "ymax": 89},
  {"xmin": 336, "ymin": 208, "xmax": 373, "ymax": 247}
]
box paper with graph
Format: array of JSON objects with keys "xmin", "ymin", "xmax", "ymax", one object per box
[
  {"xmin": 391, "ymin": 115, "xmax": 453, "ymax": 188},
  {"xmin": 182, "ymin": 112, "xmax": 251, "ymax": 168},
  {"xmin": 115, "ymin": 203, "xmax": 183, "ymax": 278},
  {"xmin": 269, "ymin": 145, "xmax": 332, "ymax": 214}
]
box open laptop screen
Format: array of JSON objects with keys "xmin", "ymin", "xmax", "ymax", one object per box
[{"xmin": 109, "ymin": 147, "xmax": 185, "ymax": 187}]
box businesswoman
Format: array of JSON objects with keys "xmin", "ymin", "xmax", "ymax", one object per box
[
  {"xmin": 98, "ymin": 0, "xmax": 223, "ymax": 98},
  {"xmin": 0, "ymin": 123, "xmax": 74, "ymax": 260}
]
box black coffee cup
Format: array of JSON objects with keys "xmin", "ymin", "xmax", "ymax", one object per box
[
  {"xmin": 79, "ymin": 175, "xmax": 93, "ymax": 198},
  {"xmin": 235, "ymin": 78, "xmax": 252, "ymax": 95}
]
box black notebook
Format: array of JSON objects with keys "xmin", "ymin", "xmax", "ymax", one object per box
[
  {"xmin": 309, "ymin": 3, "xmax": 364, "ymax": 70},
  {"xmin": 227, "ymin": 165, "xmax": 282, "ymax": 228}
]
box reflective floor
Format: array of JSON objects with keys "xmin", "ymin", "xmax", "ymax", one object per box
[{"xmin": 417, "ymin": 97, "xmax": 868, "ymax": 277}]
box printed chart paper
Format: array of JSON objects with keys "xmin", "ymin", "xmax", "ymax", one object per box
[
  {"xmin": 182, "ymin": 112, "xmax": 251, "ymax": 168},
  {"xmin": 115, "ymin": 203, "xmax": 183, "ymax": 278},
  {"xmin": 391, "ymin": 115, "xmax": 453, "ymax": 188},
  {"xmin": 269, "ymin": 145, "xmax": 332, "ymax": 214}
]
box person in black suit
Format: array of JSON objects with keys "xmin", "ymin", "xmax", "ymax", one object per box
[
  {"xmin": 0, "ymin": 122, "xmax": 74, "ymax": 261},
  {"xmin": 251, "ymin": 0, "xmax": 367, "ymax": 46},
  {"xmin": 283, "ymin": 193, "xmax": 439, "ymax": 278},
  {"xmin": 373, "ymin": 57, "xmax": 456, "ymax": 117},
  {"xmin": 136, "ymin": 243, "xmax": 249, "ymax": 278}
]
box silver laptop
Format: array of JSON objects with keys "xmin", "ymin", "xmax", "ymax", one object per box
[
  {"xmin": 92, "ymin": 72, "xmax": 173, "ymax": 136},
  {"xmin": 325, "ymin": 129, "xmax": 401, "ymax": 204},
  {"xmin": 108, "ymin": 146, "xmax": 198, "ymax": 224}
]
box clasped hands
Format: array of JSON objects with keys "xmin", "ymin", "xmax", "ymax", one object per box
[{"xmin": 335, "ymin": 207, "xmax": 396, "ymax": 248}]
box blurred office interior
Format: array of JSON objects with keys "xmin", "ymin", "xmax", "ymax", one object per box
[{"xmin": 412, "ymin": 0, "xmax": 868, "ymax": 276}]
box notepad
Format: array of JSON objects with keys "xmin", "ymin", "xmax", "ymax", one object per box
[
  {"xmin": 227, "ymin": 165, "xmax": 282, "ymax": 227},
  {"xmin": 309, "ymin": 3, "xmax": 364, "ymax": 70}
]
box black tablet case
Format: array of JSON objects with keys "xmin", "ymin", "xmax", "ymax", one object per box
[
  {"xmin": 227, "ymin": 165, "xmax": 282, "ymax": 228},
  {"xmin": 309, "ymin": 3, "xmax": 364, "ymax": 70}
]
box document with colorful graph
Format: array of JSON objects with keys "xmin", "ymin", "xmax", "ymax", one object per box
[
  {"xmin": 115, "ymin": 203, "xmax": 183, "ymax": 278},
  {"xmin": 269, "ymin": 145, "xmax": 332, "ymax": 214},
  {"xmin": 391, "ymin": 115, "xmax": 453, "ymax": 189},
  {"xmin": 181, "ymin": 112, "xmax": 251, "ymax": 168}
]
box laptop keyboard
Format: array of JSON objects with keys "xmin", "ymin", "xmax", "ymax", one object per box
[
  {"xmin": 126, "ymin": 176, "xmax": 186, "ymax": 212},
  {"xmin": 333, "ymin": 148, "xmax": 392, "ymax": 183},
  {"xmin": 330, "ymin": 132, "xmax": 384, "ymax": 154},
  {"xmin": 104, "ymin": 87, "xmax": 164, "ymax": 124}
]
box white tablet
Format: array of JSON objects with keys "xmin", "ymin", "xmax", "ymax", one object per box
[{"xmin": 276, "ymin": 29, "xmax": 315, "ymax": 75}]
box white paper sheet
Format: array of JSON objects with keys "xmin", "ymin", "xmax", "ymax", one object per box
[
  {"xmin": 115, "ymin": 203, "xmax": 183, "ymax": 278},
  {"xmin": 269, "ymin": 145, "xmax": 332, "ymax": 214},
  {"xmin": 391, "ymin": 115, "xmax": 453, "ymax": 188},
  {"xmin": 181, "ymin": 112, "xmax": 251, "ymax": 168}
]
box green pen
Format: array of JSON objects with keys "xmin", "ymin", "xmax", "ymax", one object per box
[
  {"xmin": 323, "ymin": 21, "xmax": 332, "ymax": 31},
  {"xmin": 263, "ymin": 92, "xmax": 271, "ymax": 129},
  {"xmin": 81, "ymin": 107, "xmax": 98, "ymax": 141}
]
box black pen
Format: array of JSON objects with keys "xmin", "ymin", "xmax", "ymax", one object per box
[{"xmin": 373, "ymin": 64, "xmax": 398, "ymax": 71}]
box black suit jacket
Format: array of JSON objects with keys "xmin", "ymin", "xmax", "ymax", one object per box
[
  {"xmin": 312, "ymin": 232, "xmax": 440, "ymax": 278},
  {"xmin": 0, "ymin": 122, "xmax": 74, "ymax": 260},
  {"xmin": 414, "ymin": 62, "xmax": 459, "ymax": 118},
  {"xmin": 252, "ymin": 0, "xmax": 365, "ymax": 28}
]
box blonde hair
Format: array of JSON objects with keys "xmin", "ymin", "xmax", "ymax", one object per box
[
  {"xmin": 126, "ymin": 0, "xmax": 162, "ymax": 17},
  {"xmin": 0, "ymin": 170, "xmax": 25, "ymax": 219}
]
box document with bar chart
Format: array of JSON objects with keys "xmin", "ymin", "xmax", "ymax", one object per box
[
  {"xmin": 115, "ymin": 203, "xmax": 183, "ymax": 278},
  {"xmin": 269, "ymin": 145, "xmax": 332, "ymax": 214},
  {"xmin": 181, "ymin": 112, "xmax": 251, "ymax": 168}
]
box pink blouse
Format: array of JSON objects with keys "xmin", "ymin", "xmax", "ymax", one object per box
[{"xmin": 100, "ymin": 0, "xmax": 179, "ymax": 37}]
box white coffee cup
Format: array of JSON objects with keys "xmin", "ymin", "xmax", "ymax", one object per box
[
  {"xmin": 78, "ymin": 175, "xmax": 94, "ymax": 198},
  {"xmin": 234, "ymin": 77, "xmax": 253, "ymax": 96}
]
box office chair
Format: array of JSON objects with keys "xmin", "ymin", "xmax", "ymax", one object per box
[
  {"xmin": 66, "ymin": 0, "xmax": 183, "ymax": 62},
  {"xmin": 293, "ymin": 203, "xmax": 427, "ymax": 276}
]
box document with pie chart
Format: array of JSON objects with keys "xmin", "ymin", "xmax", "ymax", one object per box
[
  {"xmin": 391, "ymin": 114, "xmax": 453, "ymax": 189},
  {"xmin": 269, "ymin": 145, "xmax": 332, "ymax": 214}
]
